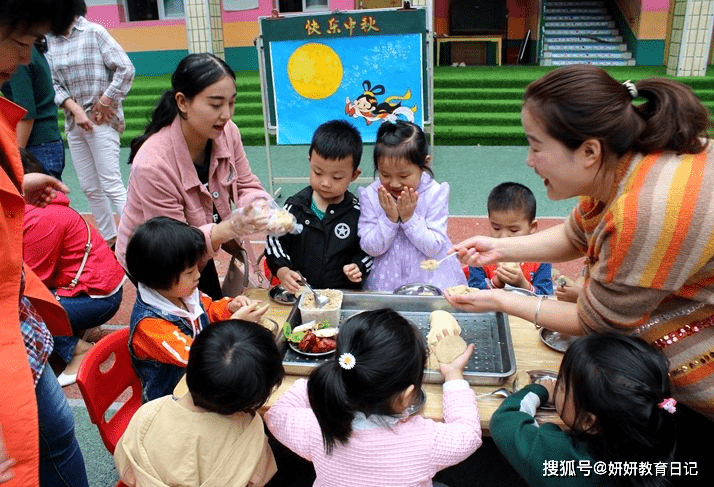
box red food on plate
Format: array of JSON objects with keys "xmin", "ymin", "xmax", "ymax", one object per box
[
  {"xmin": 298, "ymin": 331, "xmax": 318, "ymax": 352},
  {"xmin": 298, "ymin": 332, "xmax": 337, "ymax": 353}
]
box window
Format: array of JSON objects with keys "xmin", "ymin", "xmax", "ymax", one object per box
[
  {"xmin": 278, "ymin": 0, "xmax": 328, "ymax": 13},
  {"xmin": 123, "ymin": 0, "xmax": 185, "ymax": 21}
]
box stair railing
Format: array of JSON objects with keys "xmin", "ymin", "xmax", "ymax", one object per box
[{"xmin": 536, "ymin": 0, "xmax": 547, "ymax": 64}]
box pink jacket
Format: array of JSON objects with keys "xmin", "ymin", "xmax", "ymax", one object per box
[
  {"xmin": 24, "ymin": 193, "xmax": 125, "ymax": 297},
  {"xmin": 265, "ymin": 379, "xmax": 482, "ymax": 487},
  {"xmin": 115, "ymin": 116, "xmax": 269, "ymax": 268}
]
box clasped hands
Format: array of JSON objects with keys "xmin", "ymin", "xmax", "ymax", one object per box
[{"xmin": 378, "ymin": 186, "xmax": 418, "ymax": 223}]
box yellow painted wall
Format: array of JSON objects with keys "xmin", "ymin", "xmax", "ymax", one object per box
[
  {"xmin": 639, "ymin": 10, "xmax": 669, "ymax": 39},
  {"xmin": 109, "ymin": 25, "xmax": 187, "ymax": 52}
]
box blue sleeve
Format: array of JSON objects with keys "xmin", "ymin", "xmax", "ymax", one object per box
[
  {"xmin": 532, "ymin": 263, "xmax": 553, "ymax": 295},
  {"xmin": 468, "ymin": 266, "xmax": 489, "ymax": 290}
]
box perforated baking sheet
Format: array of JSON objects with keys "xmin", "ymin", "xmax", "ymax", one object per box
[{"xmin": 279, "ymin": 292, "xmax": 516, "ymax": 385}]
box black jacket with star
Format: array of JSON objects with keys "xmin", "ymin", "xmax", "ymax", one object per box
[{"xmin": 265, "ymin": 187, "xmax": 373, "ymax": 290}]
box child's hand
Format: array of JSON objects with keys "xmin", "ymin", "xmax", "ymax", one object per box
[
  {"xmin": 0, "ymin": 429, "xmax": 15, "ymax": 483},
  {"xmin": 276, "ymin": 267, "xmax": 302, "ymax": 294},
  {"xmin": 377, "ymin": 185, "xmax": 400, "ymax": 223},
  {"xmin": 230, "ymin": 300, "xmax": 270, "ymax": 322},
  {"xmin": 23, "ymin": 173, "xmax": 69, "ymax": 207},
  {"xmin": 435, "ymin": 330, "xmax": 475, "ymax": 381},
  {"xmin": 494, "ymin": 264, "xmax": 530, "ymax": 290},
  {"xmin": 227, "ymin": 295, "xmax": 253, "ymax": 313},
  {"xmin": 555, "ymin": 283, "xmax": 581, "ymax": 303},
  {"xmin": 343, "ymin": 263, "xmax": 362, "ymax": 283},
  {"xmin": 534, "ymin": 377, "xmax": 557, "ymax": 407},
  {"xmin": 396, "ymin": 187, "xmax": 418, "ymax": 222}
]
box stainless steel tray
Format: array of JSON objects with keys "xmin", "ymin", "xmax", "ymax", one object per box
[{"xmin": 279, "ymin": 292, "xmax": 516, "ymax": 385}]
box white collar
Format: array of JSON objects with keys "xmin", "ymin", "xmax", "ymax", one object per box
[
  {"xmin": 137, "ymin": 283, "xmax": 204, "ymax": 322},
  {"xmin": 351, "ymin": 411, "xmax": 405, "ymax": 431}
]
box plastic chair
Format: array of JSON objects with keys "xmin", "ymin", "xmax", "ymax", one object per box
[{"xmin": 76, "ymin": 327, "xmax": 142, "ymax": 455}]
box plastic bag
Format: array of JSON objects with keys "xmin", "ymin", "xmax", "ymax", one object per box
[{"xmin": 231, "ymin": 199, "xmax": 303, "ymax": 237}]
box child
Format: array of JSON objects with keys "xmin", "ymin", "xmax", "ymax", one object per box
[
  {"xmin": 358, "ymin": 121, "xmax": 466, "ymax": 291},
  {"xmin": 491, "ymin": 332, "xmax": 676, "ymax": 487},
  {"xmin": 114, "ymin": 319, "xmax": 284, "ymax": 487},
  {"xmin": 126, "ymin": 216, "xmax": 269, "ymax": 402},
  {"xmin": 265, "ymin": 119, "xmax": 373, "ymax": 293},
  {"xmin": 265, "ymin": 308, "xmax": 482, "ymax": 486},
  {"xmin": 468, "ymin": 182, "xmax": 553, "ymax": 295}
]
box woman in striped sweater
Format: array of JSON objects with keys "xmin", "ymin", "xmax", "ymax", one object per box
[{"xmin": 446, "ymin": 65, "xmax": 714, "ymax": 483}]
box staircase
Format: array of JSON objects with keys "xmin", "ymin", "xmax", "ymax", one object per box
[{"xmin": 540, "ymin": 0, "xmax": 635, "ymax": 66}]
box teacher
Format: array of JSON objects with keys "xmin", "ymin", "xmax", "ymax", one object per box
[
  {"xmin": 447, "ymin": 65, "xmax": 714, "ymax": 424},
  {"xmin": 116, "ymin": 53, "xmax": 270, "ymax": 299}
]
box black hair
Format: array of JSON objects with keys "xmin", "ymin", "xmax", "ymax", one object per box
[
  {"xmin": 524, "ymin": 65, "xmax": 712, "ymax": 168},
  {"xmin": 19, "ymin": 149, "xmax": 45, "ymax": 175},
  {"xmin": 373, "ymin": 121, "xmax": 433, "ymax": 177},
  {"xmin": 559, "ymin": 332, "xmax": 676, "ymax": 487},
  {"xmin": 125, "ymin": 216, "xmax": 206, "ymax": 290},
  {"xmin": 309, "ymin": 120, "xmax": 363, "ymax": 171},
  {"xmin": 128, "ymin": 53, "xmax": 235, "ymax": 164},
  {"xmin": 187, "ymin": 319, "xmax": 284, "ymax": 415},
  {"xmin": 487, "ymin": 182, "xmax": 536, "ymax": 222},
  {"xmin": 0, "ymin": 0, "xmax": 79, "ymax": 37},
  {"xmin": 307, "ymin": 308, "xmax": 427, "ymax": 454}
]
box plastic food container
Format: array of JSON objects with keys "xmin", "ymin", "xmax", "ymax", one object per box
[{"xmin": 298, "ymin": 289, "xmax": 343, "ymax": 328}]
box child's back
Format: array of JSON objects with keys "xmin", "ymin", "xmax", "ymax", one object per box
[
  {"xmin": 266, "ymin": 308, "xmax": 481, "ymax": 486},
  {"xmin": 115, "ymin": 319, "xmax": 285, "ymax": 487},
  {"xmin": 358, "ymin": 121, "xmax": 466, "ymax": 292},
  {"xmin": 265, "ymin": 120, "xmax": 372, "ymax": 293}
]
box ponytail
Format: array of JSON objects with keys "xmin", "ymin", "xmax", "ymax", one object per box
[
  {"xmin": 128, "ymin": 90, "xmax": 178, "ymax": 164},
  {"xmin": 127, "ymin": 52, "xmax": 236, "ymax": 164},
  {"xmin": 308, "ymin": 362, "xmax": 355, "ymax": 454},
  {"xmin": 306, "ymin": 308, "xmax": 427, "ymax": 455},
  {"xmin": 632, "ymin": 77, "xmax": 711, "ymax": 154}
]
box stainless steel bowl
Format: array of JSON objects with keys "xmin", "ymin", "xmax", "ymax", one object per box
[{"xmin": 393, "ymin": 283, "xmax": 442, "ymax": 296}]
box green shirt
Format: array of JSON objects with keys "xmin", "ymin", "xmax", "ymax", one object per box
[{"xmin": 1, "ymin": 46, "xmax": 61, "ymax": 146}]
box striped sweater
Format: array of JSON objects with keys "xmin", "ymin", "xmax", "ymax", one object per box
[{"xmin": 565, "ymin": 145, "xmax": 714, "ymax": 419}]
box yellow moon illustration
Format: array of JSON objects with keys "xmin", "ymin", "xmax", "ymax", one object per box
[{"xmin": 287, "ymin": 43, "xmax": 343, "ymax": 100}]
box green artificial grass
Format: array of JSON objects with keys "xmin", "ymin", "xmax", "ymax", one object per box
[{"xmin": 58, "ymin": 65, "xmax": 714, "ymax": 147}]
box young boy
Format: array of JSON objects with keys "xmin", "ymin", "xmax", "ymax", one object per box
[
  {"xmin": 265, "ymin": 120, "xmax": 373, "ymax": 293},
  {"xmin": 468, "ymin": 182, "xmax": 553, "ymax": 295},
  {"xmin": 115, "ymin": 319, "xmax": 284, "ymax": 487},
  {"xmin": 126, "ymin": 217, "xmax": 269, "ymax": 402}
]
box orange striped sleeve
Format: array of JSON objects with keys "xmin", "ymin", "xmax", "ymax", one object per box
[{"xmin": 131, "ymin": 317, "xmax": 192, "ymax": 366}]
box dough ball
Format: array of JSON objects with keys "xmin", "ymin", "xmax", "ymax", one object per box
[
  {"xmin": 445, "ymin": 284, "xmax": 474, "ymax": 296},
  {"xmin": 434, "ymin": 335, "xmax": 468, "ymax": 364},
  {"xmin": 501, "ymin": 262, "xmax": 520, "ymax": 271}
]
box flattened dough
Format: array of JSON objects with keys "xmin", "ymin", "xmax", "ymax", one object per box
[
  {"xmin": 501, "ymin": 262, "xmax": 520, "ymax": 271},
  {"xmin": 434, "ymin": 335, "xmax": 468, "ymax": 363}
]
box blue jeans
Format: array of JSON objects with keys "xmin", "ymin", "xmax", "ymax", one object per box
[
  {"xmin": 26, "ymin": 139, "xmax": 65, "ymax": 181},
  {"xmin": 53, "ymin": 288, "xmax": 123, "ymax": 363},
  {"xmin": 36, "ymin": 365, "xmax": 89, "ymax": 487}
]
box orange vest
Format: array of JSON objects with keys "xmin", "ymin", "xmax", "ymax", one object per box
[{"xmin": 0, "ymin": 97, "xmax": 71, "ymax": 487}]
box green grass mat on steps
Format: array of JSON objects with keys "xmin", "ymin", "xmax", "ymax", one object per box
[{"xmin": 57, "ymin": 65, "xmax": 714, "ymax": 147}]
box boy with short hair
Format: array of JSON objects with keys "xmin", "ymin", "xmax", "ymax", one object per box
[
  {"xmin": 115, "ymin": 319, "xmax": 284, "ymax": 487},
  {"xmin": 468, "ymin": 182, "xmax": 553, "ymax": 295},
  {"xmin": 265, "ymin": 120, "xmax": 373, "ymax": 292}
]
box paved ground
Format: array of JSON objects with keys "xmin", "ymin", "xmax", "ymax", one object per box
[{"xmin": 57, "ymin": 145, "xmax": 583, "ymax": 486}]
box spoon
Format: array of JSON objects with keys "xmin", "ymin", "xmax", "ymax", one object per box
[
  {"xmin": 420, "ymin": 253, "xmax": 457, "ymax": 271},
  {"xmin": 296, "ymin": 275, "xmax": 330, "ymax": 308},
  {"xmin": 475, "ymin": 387, "xmax": 512, "ymax": 400}
]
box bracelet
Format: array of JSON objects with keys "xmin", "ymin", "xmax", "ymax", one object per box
[
  {"xmin": 98, "ymin": 98, "xmax": 112, "ymax": 107},
  {"xmin": 534, "ymin": 295, "xmax": 547, "ymax": 329}
]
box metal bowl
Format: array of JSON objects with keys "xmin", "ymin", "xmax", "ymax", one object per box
[
  {"xmin": 268, "ymin": 285, "xmax": 298, "ymax": 305},
  {"xmin": 539, "ymin": 328, "xmax": 578, "ymax": 353},
  {"xmin": 393, "ymin": 283, "xmax": 442, "ymax": 296}
]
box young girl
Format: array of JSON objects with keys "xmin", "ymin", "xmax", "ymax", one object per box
[
  {"xmin": 115, "ymin": 319, "xmax": 284, "ymax": 487},
  {"xmin": 265, "ymin": 308, "xmax": 482, "ymax": 486},
  {"xmin": 358, "ymin": 121, "xmax": 466, "ymax": 291},
  {"xmin": 491, "ymin": 332, "xmax": 676, "ymax": 487},
  {"xmin": 126, "ymin": 216, "xmax": 269, "ymax": 402}
]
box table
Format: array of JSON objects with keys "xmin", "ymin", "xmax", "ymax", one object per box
[
  {"xmin": 175, "ymin": 288, "xmax": 563, "ymax": 433},
  {"xmin": 435, "ymin": 35, "xmax": 503, "ymax": 66}
]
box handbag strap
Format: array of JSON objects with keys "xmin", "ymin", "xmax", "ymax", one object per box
[{"xmin": 57, "ymin": 213, "xmax": 92, "ymax": 291}]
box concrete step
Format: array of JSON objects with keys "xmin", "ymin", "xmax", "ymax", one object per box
[
  {"xmin": 546, "ymin": 7, "xmax": 608, "ymax": 15},
  {"xmin": 545, "ymin": 35, "xmax": 623, "ymax": 43},
  {"xmin": 547, "ymin": 1, "xmax": 605, "ymax": 7},
  {"xmin": 544, "ymin": 28, "xmax": 619, "ymax": 36},
  {"xmin": 545, "ymin": 15, "xmax": 611, "ymax": 21},
  {"xmin": 545, "ymin": 58, "xmax": 636, "ymax": 66},
  {"xmin": 544, "ymin": 21, "xmax": 615, "ymax": 29},
  {"xmin": 544, "ymin": 42, "xmax": 627, "ymax": 51},
  {"xmin": 542, "ymin": 51, "xmax": 633, "ymax": 60}
]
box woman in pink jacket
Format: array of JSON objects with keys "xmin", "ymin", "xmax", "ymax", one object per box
[{"xmin": 116, "ymin": 53, "xmax": 270, "ymax": 298}]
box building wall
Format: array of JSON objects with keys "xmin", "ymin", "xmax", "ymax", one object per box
[
  {"xmin": 612, "ymin": 0, "xmax": 668, "ymax": 65},
  {"xmin": 86, "ymin": 0, "xmax": 355, "ymax": 74}
]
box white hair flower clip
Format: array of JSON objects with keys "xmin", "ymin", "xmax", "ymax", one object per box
[
  {"xmin": 658, "ymin": 397, "xmax": 677, "ymax": 414},
  {"xmin": 622, "ymin": 80, "xmax": 638, "ymax": 99},
  {"xmin": 338, "ymin": 352, "xmax": 356, "ymax": 370}
]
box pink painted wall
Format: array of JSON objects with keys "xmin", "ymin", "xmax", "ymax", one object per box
[{"xmin": 642, "ymin": 0, "xmax": 670, "ymax": 12}]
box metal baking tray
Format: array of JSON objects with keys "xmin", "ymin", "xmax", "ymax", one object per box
[{"xmin": 279, "ymin": 292, "xmax": 516, "ymax": 385}]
